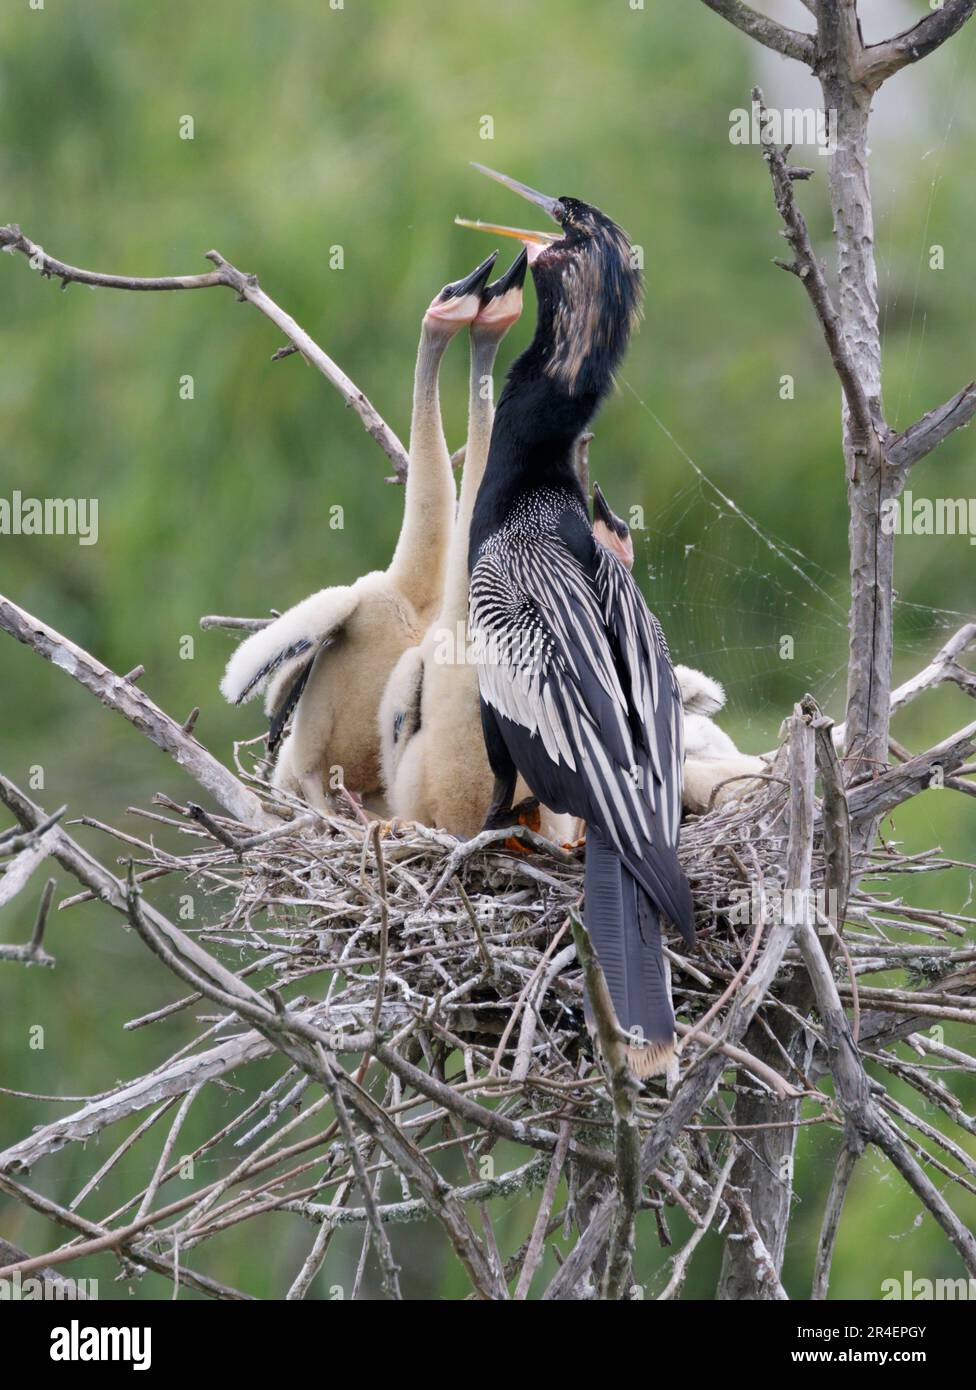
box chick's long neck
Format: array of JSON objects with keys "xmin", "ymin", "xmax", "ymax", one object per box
[
  {"xmin": 389, "ymin": 323, "xmax": 458, "ymax": 615},
  {"xmin": 438, "ymin": 332, "xmax": 500, "ymax": 628}
]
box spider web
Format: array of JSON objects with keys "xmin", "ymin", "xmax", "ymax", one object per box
[
  {"xmin": 625, "ymin": 27, "xmax": 976, "ymax": 750},
  {"xmin": 624, "ymin": 383, "xmax": 974, "ymax": 748}
]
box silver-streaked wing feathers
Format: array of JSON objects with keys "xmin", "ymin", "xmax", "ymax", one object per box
[{"xmin": 470, "ymin": 534, "xmax": 683, "ymax": 867}]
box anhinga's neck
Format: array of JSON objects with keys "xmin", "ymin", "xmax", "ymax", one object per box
[
  {"xmin": 389, "ymin": 324, "xmax": 458, "ymax": 615},
  {"xmin": 467, "ymin": 344, "xmax": 603, "ymax": 560},
  {"xmin": 439, "ymin": 333, "xmax": 500, "ymax": 626},
  {"xmin": 469, "ymin": 231, "xmax": 640, "ymax": 562}
]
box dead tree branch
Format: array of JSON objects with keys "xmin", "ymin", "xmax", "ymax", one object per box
[
  {"xmin": 0, "ymin": 1171, "xmax": 252, "ymax": 1299},
  {"xmin": 569, "ymin": 915, "xmax": 641, "ymax": 1300},
  {"xmin": 797, "ymin": 893, "xmax": 976, "ymax": 1275},
  {"xmin": 0, "ymin": 594, "xmax": 270, "ymax": 828},
  {"xmin": 699, "ymin": 0, "xmax": 815, "ymax": 64},
  {"xmin": 887, "ymin": 381, "xmax": 976, "ymax": 473},
  {"xmin": 0, "ymin": 876, "xmax": 56, "ymax": 968},
  {"xmin": 833, "ymin": 622, "xmax": 976, "ymax": 748},
  {"xmin": 847, "ymin": 719, "xmax": 976, "ymax": 824},
  {"xmin": 754, "ymin": 88, "xmax": 878, "ymax": 447},
  {"xmin": 0, "ymin": 224, "xmax": 409, "ymax": 481},
  {"xmin": 857, "ymin": 1, "xmax": 976, "ymax": 88},
  {"xmin": 810, "ymin": 1143, "xmax": 858, "ymax": 1300}
]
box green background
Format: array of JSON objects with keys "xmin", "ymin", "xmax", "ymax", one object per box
[{"xmin": 1, "ymin": 0, "xmax": 974, "ymax": 1299}]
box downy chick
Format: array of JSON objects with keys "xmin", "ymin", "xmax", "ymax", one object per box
[
  {"xmin": 220, "ymin": 254, "xmax": 498, "ymax": 812},
  {"xmin": 381, "ymin": 250, "xmax": 572, "ymax": 842}
]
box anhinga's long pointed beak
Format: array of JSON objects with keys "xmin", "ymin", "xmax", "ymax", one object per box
[
  {"xmin": 470, "ymin": 163, "xmax": 565, "ymax": 224},
  {"xmin": 456, "ymin": 164, "xmax": 565, "ymax": 264},
  {"xmin": 454, "ymin": 217, "xmax": 559, "ymax": 248}
]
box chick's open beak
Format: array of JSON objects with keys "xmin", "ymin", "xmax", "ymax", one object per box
[
  {"xmin": 592, "ymin": 482, "xmax": 635, "ymax": 571},
  {"xmin": 474, "ymin": 248, "xmax": 528, "ymax": 335},
  {"xmin": 592, "ymin": 482, "xmax": 621, "ymax": 534},
  {"xmin": 482, "ymin": 246, "xmax": 529, "ymax": 300},
  {"xmin": 441, "ymin": 251, "xmax": 498, "ymax": 300},
  {"xmin": 426, "ymin": 251, "xmax": 498, "ymax": 326}
]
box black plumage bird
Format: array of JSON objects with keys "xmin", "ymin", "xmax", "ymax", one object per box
[{"xmin": 460, "ymin": 165, "xmax": 694, "ymax": 1076}]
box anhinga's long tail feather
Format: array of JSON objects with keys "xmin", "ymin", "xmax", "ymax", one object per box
[{"xmin": 583, "ymin": 827, "xmax": 675, "ymax": 1078}]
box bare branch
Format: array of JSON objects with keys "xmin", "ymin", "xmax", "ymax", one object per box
[
  {"xmin": 676, "ymin": 1023, "xmax": 804, "ymax": 1101},
  {"xmin": 426, "ymin": 823, "xmax": 578, "ymax": 903},
  {"xmin": 0, "ymin": 1172, "xmax": 253, "ymax": 1298},
  {"xmin": 117, "ymin": 860, "xmax": 505, "ymax": 1299},
  {"xmin": 0, "ymin": 1024, "xmax": 274, "ymax": 1174},
  {"xmin": 0, "ymin": 594, "xmax": 270, "ymax": 828},
  {"xmin": 199, "ymin": 614, "xmax": 275, "ymax": 633},
  {"xmin": 832, "ymin": 623, "xmax": 976, "ymax": 751},
  {"xmin": 887, "ymin": 381, "xmax": 976, "ymax": 472},
  {"xmin": 753, "ymin": 88, "xmax": 879, "ymax": 448},
  {"xmin": 0, "ymin": 827, "xmax": 59, "ymax": 909},
  {"xmin": 797, "ymin": 907, "xmax": 976, "ymax": 1275},
  {"xmin": 809, "ymin": 704, "xmax": 851, "ymax": 935},
  {"xmin": 186, "ymin": 802, "xmax": 246, "ymax": 854},
  {"xmin": 0, "ymin": 877, "xmax": 57, "ymax": 969},
  {"xmin": 284, "ymin": 1156, "xmax": 546, "ymax": 1231},
  {"xmin": 514, "ymin": 1123, "xmax": 571, "ymax": 1300},
  {"xmin": 888, "ymin": 623, "xmax": 976, "ymax": 713},
  {"xmin": 699, "ymin": 1, "xmax": 816, "ymax": 64},
  {"xmin": 0, "ymin": 1238, "xmax": 90, "ymax": 1299},
  {"xmin": 0, "ymin": 804, "xmax": 66, "ymax": 853},
  {"xmin": 811, "ymin": 1144, "xmax": 858, "ymax": 1299},
  {"xmin": 858, "ymin": 1, "xmax": 976, "ymax": 88},
  {"xmin": 312, "ymin": 1049, "xmax": 402, "ymax": 1300},
  {"xmin": 568, "ymin": 914, "xmax": 641, "ymax": 1300},
  {"xmin": 0, "ymin": 224, "xmax": 409, "ymax": 480},
  {"xmin": 723, "ymin": 1186, "xmax": 789, "ymax": 1299},
  {"xmin": 656, "ymin": 1144, "xmax": 738, "ymax": 1300},
  {"xmin": 373, "ymin": 1040, "xmax": 614, "ymax": 1175},
  {"xmin": 847, "ymin": 720, "xmax": 976, "ymax": 824}
]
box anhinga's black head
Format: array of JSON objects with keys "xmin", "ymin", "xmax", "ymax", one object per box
[{"xmin": 458, "ymin": 164, "xmax": 643, "ymax": 402}]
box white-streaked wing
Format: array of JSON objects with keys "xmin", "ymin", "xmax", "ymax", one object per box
[
  {"xmin": 595, "ymin": 546, "xmax": 684, "ymax": 849},
  {"xmin": 470, "ymin": 534, "xmax": 682, "ymax": 858}
]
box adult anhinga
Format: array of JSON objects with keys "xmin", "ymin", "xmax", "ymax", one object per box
[
  {"xmin": 459, "ymin": 166, "xmax": 694, "ymax": 1076},
  {"xmin": 220, "ymin": 253, "xmax": 497, "ymax": 812}
]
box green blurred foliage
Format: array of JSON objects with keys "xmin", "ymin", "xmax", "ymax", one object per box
[{"xmin": 0, "ymin": 1, "xmax": 973, "ymax": 1300}]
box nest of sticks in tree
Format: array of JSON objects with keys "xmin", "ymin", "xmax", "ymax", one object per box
[{"xmin": 2, "ymin": 673, "xmax": 974, "ymax": 1300}]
